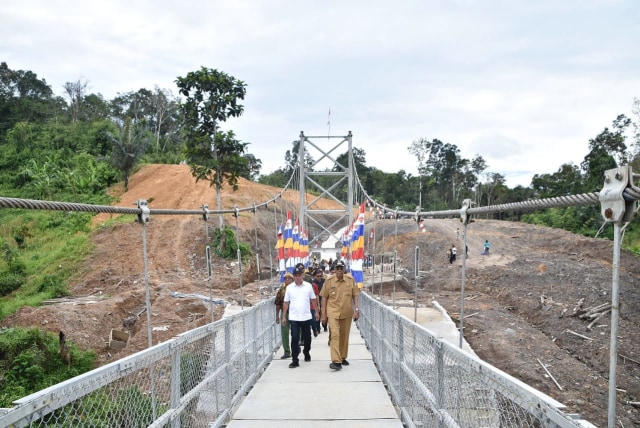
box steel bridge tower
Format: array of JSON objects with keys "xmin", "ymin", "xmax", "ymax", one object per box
[{"xmin": 297, "ymin": 131, "xmax": 354, "ymax": 250}]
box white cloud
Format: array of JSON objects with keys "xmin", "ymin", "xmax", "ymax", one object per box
[{"xmin": 1, "ymin": 0, "xmax": 639, "ymax": 189}]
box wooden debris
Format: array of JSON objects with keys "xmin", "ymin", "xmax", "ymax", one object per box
[
  {"xmin": 565, "ymin": 329, "xmax": 593, "ymax": 341},
  {"xmin": 620, "ymin": 354, "xmax": 640, "ymax": 366},
  {"xmin": 575, "ymin": 302, "xmax": 611, "ymax": 319},
  {"xmin": 571, "ymin": 298, "xmax": 585, "ymax": 315},
  {"xmin": 537, "ymin": 358, "xmax": 563, "ymax": 390},
  {"xmin": 586, "ymin": 309, "xmax": 610, "ymax": 331},
  {"xmin": 42, "ymin": 295, "xmax": 110, "ymax": 305},
  {"xmin": 463, "ymin": 312, "xmax": 479, "ymax": 319}
]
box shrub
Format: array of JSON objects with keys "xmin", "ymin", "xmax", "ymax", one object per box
[
  {"xmin": 0, "ymin": 272, "xmax": 26, "ymax": 296},
  {"xmin": 0, "ymin": 328, "xmax": 96, "ymax": 407},
  {"xmin": 212, "ymin": 227, "xmax": 251, "ymax": 261}
]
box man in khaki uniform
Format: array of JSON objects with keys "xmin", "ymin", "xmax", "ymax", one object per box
[{"xmin": 320, "ymin": 260, "xmax": 360, "ymax": 370}]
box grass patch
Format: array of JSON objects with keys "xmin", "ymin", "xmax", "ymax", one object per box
[{"xmin": 0, "ymin": 210, "xmax": 95, "ymax": 321}]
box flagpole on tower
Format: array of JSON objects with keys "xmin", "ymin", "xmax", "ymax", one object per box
[{"xmin": 327, "ymin": 107, "xmax": 331, "ymax": 138}]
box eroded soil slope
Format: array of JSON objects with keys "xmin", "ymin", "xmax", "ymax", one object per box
[{"xmin": 3, "ymin": 164, "xmax": 639, "ymax": 426}]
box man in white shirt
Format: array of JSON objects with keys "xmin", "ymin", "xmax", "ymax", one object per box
[{"xmin": 282, "ymin": 267, "xmax": 320, "ymax": 368}]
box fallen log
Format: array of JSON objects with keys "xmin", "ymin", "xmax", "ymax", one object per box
[
  {"xmin": 586, "ymin": 309, "xmax": 610, "ymax": 331},
  {"xmin": 579, "ymin": 302, "xmax": 611, "ymax": 319},
  {"xmin": 620, "ymin": 354, "xmax": 640, "ymax": 366},
  {"xmin": 537, "ymin": 358, "xmax": 563, "ymax": 390},
  {"xmin": 565, "ymin": 329, "xmax": 593, "ymax": 341}
]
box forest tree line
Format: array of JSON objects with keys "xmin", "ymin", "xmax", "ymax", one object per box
[{"xmin": 2, "ymin": 62, "xmax": 640, "ymax": 239}]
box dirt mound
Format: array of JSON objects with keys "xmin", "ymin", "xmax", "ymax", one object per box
[{"xmin": 2, "ymin": 164, "xmax": 639, "ymax": 426}]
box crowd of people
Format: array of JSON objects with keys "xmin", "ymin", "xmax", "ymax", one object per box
[
  {"xmin": 446, "ymin": 238, "xmax": 490, "ymax": 263},
  {"xmin": 274, "ymin": 259, "xmax": 360, "ymax": 371},
  {"xmin": 275, "ymin": 236, "xmax": 492, "ymax": 368}
]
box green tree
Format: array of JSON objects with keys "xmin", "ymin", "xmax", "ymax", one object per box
[
  {"xmin": 62, "ymin": 79, "xmax": 89, "ymax": 123},
  {"xmin": 240, "ymin": 153, "xmax": 262, "ymax": 181},
  {"xmin": 532, "ymin": 163, "xmax": 583, "ymax": 198},
  {"xmin": 107, "ymin": 117, "xmax": 149, "ymax": 191},
  {"xmin": 284, "ymin": 140, "xmax": 314, "ymax": 175},
  {"xmin": 188, "ymin": 129, "xmax": 249, "ymax": 213},
  {"xmin": 0, "ymin": 62, "xmax": 59, "ymax": 138},
  {"xmin": 176, "ymin": 67, "xmax": 248, "ymax": 228},
  {"xmin": 258, "ymin": 169, "xmax": 288, "ymax": 187},
  {"xmin": 581, "ymin": 115, "xmax": 630, "ymax": 192},
  {"xmin": 408, "ymin": 138, "xmax": 467, "ymax": 208},
  {"xmin": 80, "ymin": 93, "xmax": 111, "ymax": 123}
]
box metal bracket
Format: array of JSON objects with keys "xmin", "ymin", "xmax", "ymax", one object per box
[
  {"xmin": 136, "ymin": 199, "xmax": 150, "ymax": 224},
  {"xmin": 599, "ymin": 166, "xmax": 634, "ymax": 223},
  {"xmin": 460, "ymin": 199, "xmax": 472, "ymax": 225}
]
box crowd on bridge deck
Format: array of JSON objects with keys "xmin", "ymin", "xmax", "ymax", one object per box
[{"xmin": 274, "ymin": 258, "xmax": 360, "ymax": 371}]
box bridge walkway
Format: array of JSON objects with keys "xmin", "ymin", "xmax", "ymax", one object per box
[{"xmin": 226, "ymin": 321, "xmax": 403, "ymax": 427}]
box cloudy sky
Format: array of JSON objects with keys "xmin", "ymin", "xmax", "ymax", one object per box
[{"xmin": 2, "ymin": 0, "xmax": 639, "ymax": 187}]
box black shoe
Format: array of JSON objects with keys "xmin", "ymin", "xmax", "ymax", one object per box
[
  {"xmin": 289, "ymin": 361, "xmax": 299, "ymax": 368},
  {"xmin": 341, "ymin": 359, "xmax": 349, "ymax": 366},
  {"xmin": 313, "ymin": 331, "xmax": 318, "ymax": 337},
  {"xmin": 329, "ymin": 362, "xmax": 342, "ymax": 370},
  {"xmin": 304, "ymin": 354, "xmax": 311, "ymax": 362},
  {"xmin": 280, "ymin": 354, "xmax": 291, "ymax": 359}
]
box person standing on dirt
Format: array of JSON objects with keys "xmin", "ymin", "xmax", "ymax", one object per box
[
  {"xmin": 320, "ymin": 260, "xmax": 360, "ymax": 371},
  {"xmin": 483, "ymin": 240, "xmax": 490, "ymax": 255},
  {"xmin": 449, "ymin": 245, "xmax": 457, "ymax": 264},
  {"xmin": 274, "ymin": 272, "xmax": 293, "ymax": 359}
]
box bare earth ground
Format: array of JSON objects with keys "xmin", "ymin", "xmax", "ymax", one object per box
[{"xmin": 2, "ymin": 164, "xmax": 640, "ymax": 426}]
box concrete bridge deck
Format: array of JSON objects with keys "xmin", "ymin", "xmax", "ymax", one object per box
[{"xmin": 226, "ymin": 321, "xmax": 403, "ymax": 427}]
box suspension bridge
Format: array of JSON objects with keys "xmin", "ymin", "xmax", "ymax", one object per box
[{"xmin": 1, "ymin": 132, "xmax": 638, "ymax": 427}]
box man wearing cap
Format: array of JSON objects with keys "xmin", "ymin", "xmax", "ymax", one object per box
[
  {"xmin": 320, "ymin": 260, "xmax": 360, "ymax": 370},
  {"xmin": 282, "ymin": 267, "xmax": 320, "ymax": 368},
  {"xmin": 274, "ymin": 272, "xmax": 293, "ymax": 359}
]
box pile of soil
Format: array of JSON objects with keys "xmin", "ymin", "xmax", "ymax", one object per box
[{"xmin": 2, "ymin": 164, "xmax": 639, "ymax": 426}]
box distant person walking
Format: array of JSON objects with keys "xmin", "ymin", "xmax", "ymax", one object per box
[
  {"xmin": 455, "ymin": 227, "xmax": 460, "ymax": 240},
  {"xmin": 483, "ymin": 240, "xmax": 490, "ymax": 255},
  {"xmin": 449, "ymin": 245, "xmax": 457, "ymax": 264},
  {"xmin": 320, "ymin": 260, "xmax": 360, "ymax": 371}
]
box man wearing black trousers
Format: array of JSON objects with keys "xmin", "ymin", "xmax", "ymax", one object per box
[{"xmin": 282, "ymin": 267, "xmax": 320, "ymax": 368}]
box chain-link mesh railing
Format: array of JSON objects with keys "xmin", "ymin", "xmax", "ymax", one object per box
[
  {"xmin": 0, "ymin": 297, "xmax": 278, "ymax": 428},
  {"xmin": 358, "ymin": 292, "xmax": 594, "ymax": 428}
]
